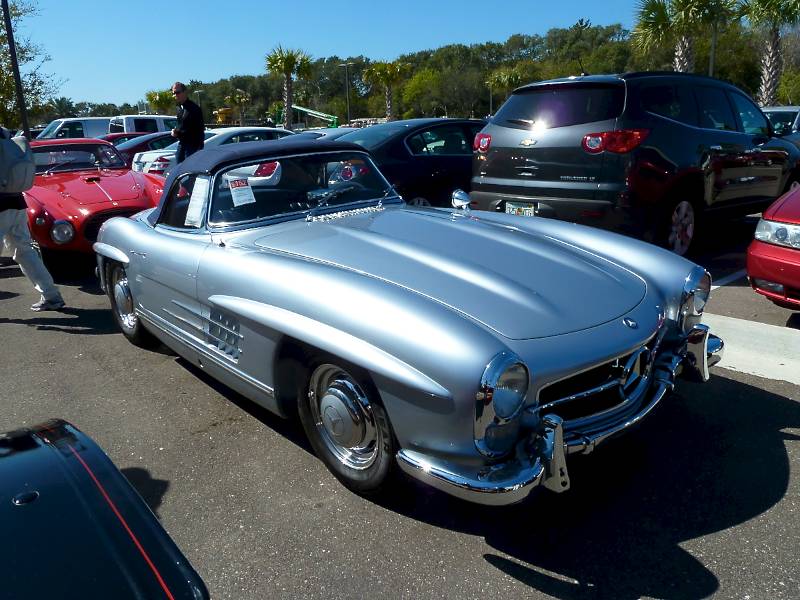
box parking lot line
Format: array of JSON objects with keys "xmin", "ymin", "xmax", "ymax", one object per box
[
  {"xmin": 711, "ymin": 269, "xmax": 746, "ymax": 291},
  {"xmin": 702, "ymin": 312, "xmax": 800, "ymax": 385}
]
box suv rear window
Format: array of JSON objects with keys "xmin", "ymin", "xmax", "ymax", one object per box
[{"xmin": 494, "ymin": 84, "xmax": 624, "ymax": 130}]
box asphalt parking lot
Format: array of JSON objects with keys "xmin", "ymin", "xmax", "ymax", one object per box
[{"xmin": 1, "ymin": 215, "xmax": 798, "ymax": 599}]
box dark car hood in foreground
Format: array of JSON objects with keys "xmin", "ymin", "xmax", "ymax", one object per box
[
  {"xmin": 251, "ymin": 207, "xmax": 646, "ymax": 339},
  {"xmin": 0, "ymin": 420, "xmax": 208, "ymax": 599}
]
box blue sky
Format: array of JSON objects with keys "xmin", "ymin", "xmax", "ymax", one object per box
[{"xmin": 21, "ymin": 0, "xmax": 638, "ymax": 104}]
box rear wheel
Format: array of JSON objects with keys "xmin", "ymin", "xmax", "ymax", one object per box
[
  {"xmin": 106, "ymin": 262, "xmax": 158, "ymax": 348},
  {"xmin": 660, "ymin": 198, "xmax": 701, "ymax": 257},
  {"xmin": 298, "ymin": 360, "xmax": 395, "ymax": 494}
]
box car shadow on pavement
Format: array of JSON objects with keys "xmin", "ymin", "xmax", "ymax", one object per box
[
  {"xmin": 375, "ymin": 374, "xmax": 799, "ymax": 600},
  {"xmin": 787, "ymin": 313, "xmax": 800, "ymax": 330},
  {"xmin": 0, "ymin": 306, "xmax": 117, "ymax": 335},
  {"xmin": 121, "ymin": 467, "xmax": 170, "ymax": 518},
  {"xmin": 174, "ymin": 357, "xmax": 313, "ymax": 454}
]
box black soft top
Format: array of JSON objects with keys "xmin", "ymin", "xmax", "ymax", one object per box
[{"xmin": 150, "ymin": 138, "xmax": 367, "ymax": 224}]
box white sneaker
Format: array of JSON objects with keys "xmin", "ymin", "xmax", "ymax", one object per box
[{"xmin": 31, "ymin": 296, "xmax": 65, "ymax": 312}]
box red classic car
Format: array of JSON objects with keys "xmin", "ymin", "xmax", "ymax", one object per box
[
  {"xmin": 747, "ymin": 186, "xmax": 800, "ymax": 309},
  {"xmin": 24, "ymin": 138, "xmax": 165, "ymax": 254}
]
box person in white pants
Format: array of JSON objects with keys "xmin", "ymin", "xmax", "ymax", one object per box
[{"xmin": 0, "ymin": 205, "xmax": 65, "ymax": 311}]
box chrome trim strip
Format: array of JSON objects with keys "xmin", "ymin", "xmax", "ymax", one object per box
[
  {"xmin": 535, "ymin": 379, "xmax": 621, "ymax": 412},
  {"xmin": 138, "ymin": 309, "xmax": 273, "ymax": 397},
  {"xmin": 161, "ymin": 307, "xmax": 204, "ymax": 334}
]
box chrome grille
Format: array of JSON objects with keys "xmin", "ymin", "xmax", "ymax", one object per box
[
  {"xmin": 536, "ymin": 332, "xmax": 662, "ymax": 424},
  {"xmin": 82, "ymin": 209, "xmax": 140, "ymax": 242}
]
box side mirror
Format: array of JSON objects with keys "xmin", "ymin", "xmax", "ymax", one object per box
[{"xmin": 451, "ymin": 189, "xmax": 470, "ymax": 210}]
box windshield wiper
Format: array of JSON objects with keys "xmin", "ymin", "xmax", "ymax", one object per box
[
  {"xmin": 43, "ymin": 158, "xmax": 77, "ymax": 175},
  {"xmin": 505, "ymin": 118, "xmax": 536, "ymax": 126},
  {"xmin": 305, "ymin": 184, "xmax": 359, "ymax": 221}
]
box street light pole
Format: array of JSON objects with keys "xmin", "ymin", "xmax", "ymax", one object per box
[
  {"xmin": 338, "ymin": 62, "xmax": 354, "ymax": 125},
  {"xmin": 194, "ymin": 89, "xmax": 204, "ymax": 122},
  {"xmin": 2, "ymin": 0, "xmax": 30, "ymax": 137}
]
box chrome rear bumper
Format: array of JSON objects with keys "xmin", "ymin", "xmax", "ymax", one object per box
[{"xmin": 396, "ymin": 327, "xmax": 723, "ymax": 506}]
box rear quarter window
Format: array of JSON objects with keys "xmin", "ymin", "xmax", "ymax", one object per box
[
  {"xmin": 494, "ymin": 84, "xmax": 624, "ymax": 129},
  {"xmin": 638, "ymin": 83, "xmax": 697, "ymax": 126}
]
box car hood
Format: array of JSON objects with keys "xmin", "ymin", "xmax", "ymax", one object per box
[
  {"xmin": 765, "ymin": 187, "xmax": 800, "ymax": 225},
  {"xmin": 248, "ymin": 207, "xmax": 646, "ymax": 339},
  {"xmin": 31, "ymin": 169, "xmax": 146, "ymax": 207}
]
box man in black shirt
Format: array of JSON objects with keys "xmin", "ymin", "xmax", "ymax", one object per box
[
  {"xmin": 171, "ymin": 81, "xmax": 204, "ymax": 163},
  {"xmin": 0, "ymin": 127, "xmax": 64, "ymax": 311}
]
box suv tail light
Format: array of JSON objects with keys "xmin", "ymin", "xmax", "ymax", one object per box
[
  {"xmin": 581, "ymin": 129, "xmax": 650, "ymax": 154},
  {"xmin": 474, "ymin": 133, "xmax": 492, "ymax": 153}
]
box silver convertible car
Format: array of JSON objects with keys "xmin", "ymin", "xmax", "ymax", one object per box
[{"xmin": 94, "ymin": 139, "xmax": 723, "ymax": 505}]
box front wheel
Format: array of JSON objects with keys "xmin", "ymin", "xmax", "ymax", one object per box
[
  {"xmin": 106, "ymin": 262, "xmax": 158, "ymax": 348},
  {"xmin": 298, "ymin": 361, "xmax": 396, "ymax": 494}
]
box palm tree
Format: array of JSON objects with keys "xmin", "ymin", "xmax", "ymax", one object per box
[
  {"xmin": 225, "ymin": 88, "xmax": 251, "ymax": 125},
  {"xmin": 485, "ymin": 68, "xmax": 523, "ymax": 114},
  {"xmin": 742, "ymin": 0, "xmax": 800, "ymax": 106},
  {"xmin": 49, "ymin": 97, "xmax": 76, "ymax": 118},
  {"xmin": 633, "ymin": 0, "xmax": 707, "ymax": 72},
  {"xmin": 145, "ymin": 90, "xmax": 174, "ymax": 115},
  {"xmin": 265, "ymin": 46, "xmax": 312, "ymax": 130},
  {"xmin": 362, "ymin": 61, "xmax": 408, "ymax": 120}
]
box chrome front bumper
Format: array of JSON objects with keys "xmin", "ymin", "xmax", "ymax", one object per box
[{"xmin": 396, "ymin": 326, "xmax": 724, "ymax": 506}]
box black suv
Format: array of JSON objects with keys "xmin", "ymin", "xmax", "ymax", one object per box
[{"xmin": 470, "ymin": 72, "xmax": 800, "ymax": 255}]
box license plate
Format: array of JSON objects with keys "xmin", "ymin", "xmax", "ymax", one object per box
[{"xmin": 505, "ymin": 201, "xmax": 537, "ymax": 217}]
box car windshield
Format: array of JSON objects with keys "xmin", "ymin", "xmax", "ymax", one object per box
[
  {"xmin": 33, "ymin": 143, "xmax": 126, "ymax": 173},
  {"xmin": 116, "ymin": 132, "xmax": 165, "ymax": 150},
  {"xmin": 36, "ymin": 120, "xmax": 61, "ymax": 139},
  {"xmin": 764, "ymin": 110, "xmax": 797, "ymax": 128},
  {"xmin": 337, "ymin": 123, "xmax": 409, "ymax": 149},
  {"xmin": 209, "ymin": 151, "xmax": 393, "ymax": 226}
]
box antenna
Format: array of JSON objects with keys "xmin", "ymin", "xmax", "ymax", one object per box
[{"xmin": 578, "ymin": 58, "xmax": 588, "ymax": 77}]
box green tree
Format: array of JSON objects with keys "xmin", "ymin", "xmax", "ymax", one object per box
[
  {"xmin": 778, "ymin": 66, "xmax": 800, "ymax": 103},
  {"xmin": 145, "ymin": 90, "xmax": 174, "ymax": 114},
  {"xmin": 402, "ymin": 69, "xmax": 442, "ymax": 117},
  {"xmin": 362, "ymin": 61, "xmax": 408, "ymax": 120},
  {"xmin": 742, "ymin": 0, "xmax": 800, "ymax": 105},
  {"xmin": 633, "ymin": 0, "xmax": 710, "ymax": 72},
  {"xmin": 0, "ymin": 1, "xmax": 58, "ymax": 127},
  {"xmin": 225, "ymin": 88, "xmax": 251, "ymax": 125},
  {"xmin": 48, "ymin": 96, "xmax": 75, "ymax": 118},
  {"xmin": 265, "ymin": 46, "xmax": 312, "ymax": 130}
]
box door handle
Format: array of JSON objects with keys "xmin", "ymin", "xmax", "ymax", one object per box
[
  {"xmin": 709, "ymin": 145, "xmax": 723, "ymax": 151},
  {"xmin": 129, "ymin": 250, "xmax": 147, "ymax": 258}
]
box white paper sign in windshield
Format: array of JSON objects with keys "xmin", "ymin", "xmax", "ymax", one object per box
[
  {"xmin": 184, "ymin": 176, "xmax": 209, "ymax": 227},
  {"xmin": 230, "ymin": 178, "xmax": 256, "ymax": 207}
]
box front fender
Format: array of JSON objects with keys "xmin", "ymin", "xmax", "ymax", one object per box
[{"xmin": 209, "ymin": 295, "xmax": 450, "ymax": 399}]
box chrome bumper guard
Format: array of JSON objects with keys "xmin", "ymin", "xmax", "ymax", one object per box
[{"xmin": 396, "ymin": 325, "xmax": 723, "ymax": 506}]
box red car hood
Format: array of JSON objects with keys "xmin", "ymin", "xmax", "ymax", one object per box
[
  {"xmin": 30, "ymin": 169, "xmax": 145, "ymax": 208},
  {"xmin": 765, "ymin": 187, "xmax": 800, "ymax": 225}
]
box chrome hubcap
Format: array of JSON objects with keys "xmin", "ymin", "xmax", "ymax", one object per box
[
  {"xmin": 308, "ymin": 364, "xmax": 379, "ymax": 470},
  {"xmin": 668, "ymin": 201, "xmax": 695, "ymax": 256},
  {"xmin": 111, "ymin": 270, "xmax": 137, "ymax": 331}
]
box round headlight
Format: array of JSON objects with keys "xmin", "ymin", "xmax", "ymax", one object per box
[
  {"xmin": 50, "ymin": 220, "xmax": 75, "ymax": 244},
  {"xmin": 494, "ymin": 363, "xmax": 529, "ymax": 419},
  {"xmin": 679, "ymin": 266, "xmax": 711, "ymax": 333},
  {"xmin": 475, "ymin": 352, "xmax": 530, "ymax": 457}
]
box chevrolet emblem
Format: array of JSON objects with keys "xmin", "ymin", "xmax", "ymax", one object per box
[{"xmin": 519, "ymin": 138, "xmax": 537, "ymax": 147}]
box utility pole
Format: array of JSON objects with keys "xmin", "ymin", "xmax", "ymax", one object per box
[
  {"xmin": 2, "ymin": 0, "xmax": 30, "ymax": 137},
  {"xmin": 195, "ymin": 89, "xmax": 204, "ymax": 122},
  {"xmin": 338, "ymin": 62, "xmax": 354, "ymax": 125}
]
